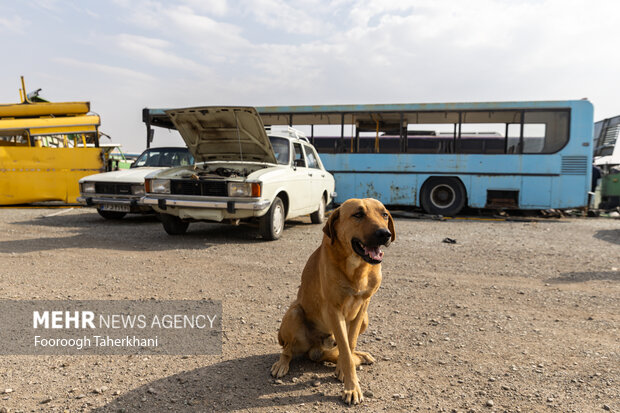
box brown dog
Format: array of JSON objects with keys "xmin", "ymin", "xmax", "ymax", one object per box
[{"xmin": 271, "ymin": 198, "xmax": 395, "ymax": 405}]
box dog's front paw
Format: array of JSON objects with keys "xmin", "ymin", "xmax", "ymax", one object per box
[
  {"xmin": 353, "ymin": 350, "xmax": 375, "ymax": 366},
  {"xmin": 342, "ymin": 383, "xmax": 364, "ymax": 405},
  {"xmin": 270, "ymin": 359, "xmax": 289, "ymax": 378}
]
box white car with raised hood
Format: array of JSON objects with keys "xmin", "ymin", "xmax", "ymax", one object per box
[
  {"xmin": 78, "ymin": 147, "xmax": 193, "ymax": 219},
  {"xmin": 142, "ymin": 106, "xmax": 336, "ymax": 240}
]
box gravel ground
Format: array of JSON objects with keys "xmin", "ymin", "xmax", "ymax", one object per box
[{"xmin": 0, "ymin": 206, "xmax": 618, "ymax": 413}]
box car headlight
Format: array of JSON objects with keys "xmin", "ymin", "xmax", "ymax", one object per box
[
  {"xmin": 131, "ymin": 184, "xmax": 145, "ymax": 196},
  {"xmin": 148, "ymin": 179, "xmax": 170, "ymax": 194},
  {"xmin": 81, "ymin": 182, "xmax": 96, "ymax": 194},
  {"xmin": 228, "ymin": 182, "xmax": 261, "ymax": 197}
]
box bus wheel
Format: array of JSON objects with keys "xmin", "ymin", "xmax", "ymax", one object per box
[
  {"xmin": 420, "ymin": 177, "xmax": 466, "ymax": 216},
  {"xmin": 160, "ymin": 213, "xmax": 189, "ymax": 235}
]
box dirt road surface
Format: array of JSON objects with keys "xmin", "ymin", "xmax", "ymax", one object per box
[{"xmin": 0, "ymin": 207, "xmax": 618, "ymax": 412}]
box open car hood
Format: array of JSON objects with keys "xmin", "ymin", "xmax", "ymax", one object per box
[{"xmin": 165, "ymin": 106, "xmax": 277, "ymax": 164}]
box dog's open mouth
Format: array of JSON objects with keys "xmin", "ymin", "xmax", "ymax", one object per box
[{"xmin": 351, "ymin": 238, "xmax": 384, "ymax": 264}]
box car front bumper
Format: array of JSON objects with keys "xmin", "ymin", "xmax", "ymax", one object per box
[
  {"xmin": 142, "ymin": 195, "xmax": 272, "ymax": 221},
  {"xmin": 77, "ymin": 195, "xmax": 152, "ymax": 212}
]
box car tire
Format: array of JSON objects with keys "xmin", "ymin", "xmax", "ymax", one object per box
[
  {"xmin": 420, "ymin": 177, "xmax": 466, "ymax": 216},
  {"xmin": 97, "ymin": 208, "xmax": 127, "ymax": 220},
  {"xmin": 259, "ymin": 197, "xmax": 285, "ymax": 240},
  {"xmin": 310, "ymin": 196, "xmax": 326, "ymax": 224},
  {"xmin": 160, "ymin": 213, "xmax": 189, "ymax": 235}
]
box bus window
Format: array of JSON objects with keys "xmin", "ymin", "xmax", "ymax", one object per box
[{"xmin": 523, "ymin": 111, "xmax": 569, "ymax": 153}]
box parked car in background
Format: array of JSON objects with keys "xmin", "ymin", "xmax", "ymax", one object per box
[
  {"xmin": 142, "ymin": 106, "xmax": 335, "ymax": 240},
  {"xmin": 78, "ymin": 147, "xmax": 193, "ymax": 219}
]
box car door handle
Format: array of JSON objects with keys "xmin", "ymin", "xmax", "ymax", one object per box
[{"xmin": 308, "ymin": 173, "xmax": 313, "ymax": 177}]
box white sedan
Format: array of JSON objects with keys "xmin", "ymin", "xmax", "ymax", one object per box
[
  {"xmin": 78, "ymin": 147, "xmax": 193, "ymax": 219},
  {"xmin": 142, "ymin": 106, "xmax": 336, "ymax": 240}
]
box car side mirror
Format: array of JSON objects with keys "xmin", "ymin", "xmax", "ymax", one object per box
[
  {"xmin": 294, "ymin": 159, "xmax": 306, "ymax": 167},
  {"xmin": 129, "ymin": 161, "xmax": 136, "ymax": 169}
]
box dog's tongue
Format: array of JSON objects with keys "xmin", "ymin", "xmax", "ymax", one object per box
[{"xmin": 364, "ymin": 246, "xmax": 384, "ymax": 261}]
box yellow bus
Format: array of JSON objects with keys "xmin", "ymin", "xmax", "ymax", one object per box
[{"xmin": 0, "ymin": 78, "xmax": 105, "ymax": 205}]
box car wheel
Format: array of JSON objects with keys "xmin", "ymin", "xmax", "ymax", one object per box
[
  {"xmin": 259, "ymin": 197, "xmax": 285, "ymax": 240},
  {"xmin": 160, "ymin": 213, "xmax": 189, "ymax": 235},
  {"xmin": 310, "ymin": 196, "xmax": 326, "ymax": 224},
  {"xmin": 97, "ymin": 208, "xmax": 127, "ymax": 220},
  {"xmin": 420, "ymin": 177, "xmax": 466, "ymax": 216}
]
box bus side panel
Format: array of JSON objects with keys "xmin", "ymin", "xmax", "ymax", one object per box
[
  {"xmin": 554, "ymin": 175, "xmax": 589, "ymax": 208},
  {"xmin": 331, "ymin": 173, "xmax": 419, "ymax": 205},
  {"xmin": 352, "ymin": 173, "xmax": 419, "ymax": 205},
  {"xmin": 467, "ymin": 175, "xmax": 521, "ymax": 208},
  {"xmin": 0, "ymin": 147, "xmax": 104, "ymax": 205},
  {"xmin": 520, "ymin": 177, "xmax": 552, "ymax": 208},
  {"xmin": 331, "ymin": 173, "xmax": 357, "ymax": 203}
]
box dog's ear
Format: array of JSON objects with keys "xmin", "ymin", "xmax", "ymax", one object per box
[
  {"xmin": 387, "ymin": 210, "xmax": 396, "ymax": 242},
  {"xmin": 322, "ymin": 207, "xmax": 340, "ymax": 244}
]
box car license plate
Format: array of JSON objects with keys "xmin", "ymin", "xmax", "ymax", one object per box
[{"xmin": 100, "ymin": 203, "xmax": 130, "ymax": 212}]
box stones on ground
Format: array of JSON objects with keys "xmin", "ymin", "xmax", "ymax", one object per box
[
  {"xmin": 311, "ymin": 380, "xmax": 320, "ymax": 387},
  {"xmin": 93, "ymin": 386, "xmax": 108, "ymax": 394},
  {"xmin": 40, "ymin": 398, "xmax": 52, "ymax": 404},
  {"xmin": 364, "ymin": 390, "xmax": 374, "ymax": 398},
  {"xmin": 485, "ymin": 399, "xmax": 494, "ymax": 407},
  {"xmin": 75, "ymin": 394, "xmax": 86, "ymax": 399},
  {"xmin": 147, "ymin": 387, "xmax": 157, "ymax": 394},
  {"xmin": 2, "ymin": 390, "xmax": 11, "ymax": 394},
  {"xmin": 274, "ymin": 379, "xmax": 284, "ymax": 385}
]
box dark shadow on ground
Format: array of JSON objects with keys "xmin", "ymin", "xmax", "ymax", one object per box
[
  {"xmin": 92, "ymin": 354, "xmax": 340, "ymax": 412},
  {"xmin": 0, "ymin": 210, "xmax": 317, "ymax": 253},
  {"xmin": 546, "ymin": 271, "xmax": 620, "ymax": 283},
  {"xmin": 593, "ymin": 229, "xmax": 620, "ymax": 245}
]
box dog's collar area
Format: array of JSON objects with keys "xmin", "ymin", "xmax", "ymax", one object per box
[{"xmin": 351, "ymin": 238, "xmax": 384, "ymax": 265}]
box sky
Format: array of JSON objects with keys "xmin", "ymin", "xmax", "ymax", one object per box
[{"xmin": 1, "ymin": 0, "xmax": 619, "ymax": 153}]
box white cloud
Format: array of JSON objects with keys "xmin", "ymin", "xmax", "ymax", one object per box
[
  {"xmin": 54, "ymin": 57, "xmax": 156, "ymax": 81},
  {"xmin": 179, "ymin": 0, "xmax": 228, "ymax": 16},
  {"xmin": 0, "ymin": 15, "xmax": 27, "ymax": 34},
  {"xmin": 115, "ymin": 33, "xmax": 212, "ymax": 75},
  {"xmin": 241, "ymin": 0, "xmax": 334, "ymax": 35}
]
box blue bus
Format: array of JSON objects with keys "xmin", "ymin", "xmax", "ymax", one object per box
[{"xmin": 256, "ymin": 100, "xmax": 594, "ymax": 215}]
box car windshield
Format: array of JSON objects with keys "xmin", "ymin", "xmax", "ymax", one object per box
[
  {"xmin": 133, "ymin": 148, "xmax": 193, "ymax": 167},
  {"xmin": 269, "ymin": 136, "xmax": 290, "ymax": 165}
]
